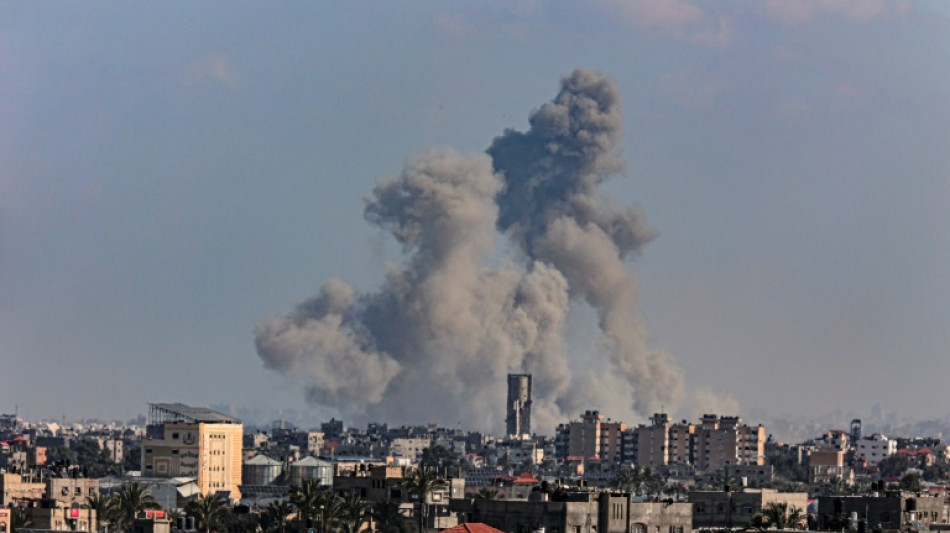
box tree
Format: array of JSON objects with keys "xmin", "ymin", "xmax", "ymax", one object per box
[
  {"xmin": 86, "ymin": 491, "xmax": 117, "ymax": 533},
  {"xmin": 290, "ymin": 479, "xmax": 325, "ymax": 529},
  {"xmin": 338, "ymin": 492, "xmax": 368, "ymax": 533},
  {"xmin": 185, "ymin": 493, "xmax": 230, "ymax": 533},
  {"xmin": 261, "ymin": 500, "xmax": 295, "ymax": 533},
  {"xmin": 750, "ymin": 502, "xmax": 804, "ymax": 530},
  {"xmin": 316, "ymin": 490, "xmax": 345, "ymax": 533},
  {"xmin": 114, "ymin": 481, "xmax": 161, "ymax": 533},
  {"xmin": 878, "ymin": 455, "xmax": 912, "ymax": 479},
  {"xmin": 419, "ymin": 446, "xmax": 462, "ymax": 471},
  {"xmin": 475, "ymin": 488, "xmax": 499, "ymax": 501},
  {"xmin": 400, "ymin": 468, "xmax": 446, "ymax": 533},
  {"xmin": 922, "ymin": 464, "xmax": 948, "ymax": 483},
  {"xmin": 899, "ymin": 473, "xmax": 921, "ymax": 493},
  {"xmin": 11, "ymin": 507, "xmax": 33, "ymax": 533},
  {"xmin": 369, "ymin": 501, "xmax": 411, "ymax": 533}
]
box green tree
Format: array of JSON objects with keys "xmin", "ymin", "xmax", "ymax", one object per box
[
  {"xmin": 11, "ymin": 507, "xmax": 33, "ymax": 533},
  {"xmin": 260, "ymin": 500, "xmax": 295, "ymax": 533},
  {"xmin": 338, "ymin": 492, "xmax": 368, "ymax": 533},
  {"xmin": 475, "ymin": 488, "xmax": 499, "ymax": 501},
  {"xmin": 290, "ymin": 479, "xmax": 325, "ymax": 528},
  {"xmin": 400, "ymin": 468, "xmax": 446, "ymax": 533},
  {"xmin": 750, "ymin": 502, "xmax": 804, "ymax": 530},
  {"xmin": 185, "ymin": 493, "xmax": 231, "ymax": 533},
  {"xmin": 316, "ymin": 490, "xmax": 344, "ymax": 533},
  {"xmin": 899, "ymin": 472, "xmax": 921, "ymax": 493},
  {"xmin": 114, "ymin": 481, "xmax": 161, "ymax": 533},
  {"xmin": 369, "ymin": 501, "xmax": 411, "ymax": 533},
  {"xmin": 878, "ymin": 455, "xmax": 912, "ymax": 478},
  {"xmin": 419, "ymin": 446, "xmax": 461, "ymax": 470},
  {"xmin": 922, "ymin": 464, "xmax": 948, "ymax": 483},
  {"xmin": 86, "ymin": 491, "xmax": 117, "ymax": 533}
]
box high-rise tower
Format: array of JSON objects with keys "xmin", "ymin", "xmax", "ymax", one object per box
[{"xmin": 506, "ymin": 374, "xmax": 532, "ymax": 437}]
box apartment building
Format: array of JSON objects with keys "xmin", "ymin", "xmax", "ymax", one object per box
[{"xmin": 142, "ymin": 403, "xmax": 243, "ymax": 500}]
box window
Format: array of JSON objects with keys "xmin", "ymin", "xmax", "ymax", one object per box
[{"xmin": 172, "ymin": 433, "xmax": 179, "ymax": 439}]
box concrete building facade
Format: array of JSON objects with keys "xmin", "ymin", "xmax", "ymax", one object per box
[
  {"xmin": 506, "ymin": 374, "xmax": 532, "ymax": 438},
  {"xmin": 142, "ymin": 403, "xmax": 243, "ymax": 500}
]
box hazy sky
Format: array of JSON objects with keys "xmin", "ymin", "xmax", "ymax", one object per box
[{"xmin": 3, "ymin": 1, "xmax": 950, "ymax": 432}]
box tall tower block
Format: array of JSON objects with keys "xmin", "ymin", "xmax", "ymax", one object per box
[{"xmin": 506, "ymin": 374, "xmax": 532, "ymax": 437}]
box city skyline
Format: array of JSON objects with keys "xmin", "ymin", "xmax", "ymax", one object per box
[{"xmin": 3, "ymin": 2, "xmax": 950, "ymax": 430}]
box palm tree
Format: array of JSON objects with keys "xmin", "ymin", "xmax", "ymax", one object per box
[
  {"xmin": 261, "ymin": 500, "xmax": 296, "ymax": 533},
  {"xmin": 338, "ymin": 492, "xmax": 368, "ymax": 533},
  {"xmin": 369, "ymin": 501, "xmax": 411, "ymax": 533},
  {"xmin": 316, "ymin": 490, "xmax": 344, "ymax": 533},
  {"xmin": 185, "ymin": 493, "xmax": 231, "ymax": 533},
  {"xmin": 86, "ymin": 491, "xmax": 117, "ymax": 533},
  {"xmin": 290, "ymin": 479, "xmax": 325, "ymax": 530},
  {"xmin": 475, "ymin": 488, "xmax": 499, "ymax": 501},
  {"xmin": 114, "ymin": 481, "xmax": 161, "ymax": 533},
  {"xmin": 400, "ymin": 467, "xmax": 446, "ymax": 533},
  {"xmin": 750, "ymin": 502, "xmax": 805, "ymax": 530}
]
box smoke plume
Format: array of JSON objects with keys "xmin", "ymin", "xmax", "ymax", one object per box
[
  {"xmin": 489, "ymin": 68, "xmax": 684, "ymax": 415},
  {"xmin": 256, "ymin": 69, "xmax": 686, "ymax": 432}
]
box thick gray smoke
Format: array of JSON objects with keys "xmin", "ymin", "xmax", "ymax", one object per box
[
  {"xmin": 489, "ymin": 68, "xmax": 684, "ymax": 416},
  {"xmin": 256, "ymin": 69, "xmax": 685, "ymax": 432}
]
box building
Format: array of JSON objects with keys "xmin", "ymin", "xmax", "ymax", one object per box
[
  {"xmin": 506, "ymin": 374, "xmax": 532, "ymax": 438},
  {"xmin": 0, "ymin": 472, "xmax": 45, "ymax": 506},
  {"xmin": 690, "ymin": 488, "xmax": 808, "ymax": 529},
  {"xmin": 25, "ymin": 506, "xmax": 97, "ymax": 532},
  {"xmin": 693, "ymin": 415, "xmax": 765, "ymax": 474},
  {"xmin": 669, "ymin": 420, "xmax": 695, "ymax": 466},
  {"xmin": 816, "ymin": 492, "xmax": 947, "ymax": 532},
  {"xmin": 390, "ymin": 438, "xmax": 430, "ymax": 460},
  {"xmin": 0, "ymin": 507, "xmax": 10, "ymax": 533},
  {"xmin": 636, "ymin": 414, "xmax": 670, "ymax": 469},
  {"xmin": 808, "ymin": 449, "xmax": 852, "ymax": 486},
  {"xmin": 451, "ymin": 491, "xmax": 692, "ymax": 533},
  {"xmin": 855, "ymin": 434, "xmax": 897, "ymax": 465},
  {"xmin": 142, "ymin": 403, "xmax": 243, "ymax": 500},
  {"xmin": 46, "ymin": 477, "xmax": 99, "ymax": 509},
  {"xmin": 560, "ymin": 411, "xmax": 604, "ymax": 461}
]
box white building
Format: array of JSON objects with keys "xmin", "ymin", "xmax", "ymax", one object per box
[{"xmin": 855, "ymin": 433, "xmax": 896, "ymax": 465}]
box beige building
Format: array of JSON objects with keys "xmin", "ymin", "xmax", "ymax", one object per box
[
  {"xmin": 0, "ymin": 506, "xmax": 11, "ymax": 533},
  {"xmin": 142, "ymin": 403, "xmax": 243, "ymax": 500},
  {"xmin": 636, "ymin": 414, "xmax": 671, "ymax": 468},
  {"xmin": 26, "ymin": 506, "xmax": 97, "ymax": 532},
  {"xmin": 0, "ymin": 472, "xmax": 45, "ymax": 506},
  {"xmin": 599, "ymin": 419, "xmax": 626, "ymax": 465},
  {"xmin": 47, "ymin": 477, "xmax": 100, "ymax": 508},
  {"xmin": 691, "ymin": 488, "xmax": 808, "ymax": 529},
  {"xmin": 669, "ymin": 420, "xmax": 695, "ymax": 465},
  {"xmin": 694, "ymin": 415, "xmax": 765, "ymax": 473}
]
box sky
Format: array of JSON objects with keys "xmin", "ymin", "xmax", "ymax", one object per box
[{"xmin": 2, "ymin": 1, "xmax": 950, "ymax": 435}]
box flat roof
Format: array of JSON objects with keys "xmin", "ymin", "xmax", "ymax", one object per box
[{"xmin": 148, "ymin": 403, "xmax": 241, "ymax": 424}]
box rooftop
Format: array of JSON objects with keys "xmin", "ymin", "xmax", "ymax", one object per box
[{"xmin": 148, "ymin": 403, "xmax": 241, "ymax": 425}]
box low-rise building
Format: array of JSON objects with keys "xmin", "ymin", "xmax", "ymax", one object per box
[
  {"xmin": 816, "ymin": 492, "xmax": 947, "ymax": 532},
  {"xmin": 451, "ymin": 491, "xmax": 692, "ymax": 533},
  {"xmin": 690, "ymin": 488, "xmax": 808, "ymax": 529}
]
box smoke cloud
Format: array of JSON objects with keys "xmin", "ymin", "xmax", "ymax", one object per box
[
  {"xmin": 256, "ymin": 68, "xmax": 687, "ymax": 432},
  {"xmin": 489, "ymin": 68, "xmax": 684, "ymax": 415}
]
